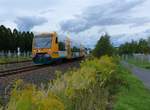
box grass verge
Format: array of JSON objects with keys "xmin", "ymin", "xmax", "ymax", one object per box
[
  {"xmin": 126, "ymin": 58, "xmax": 150, "ymax": 69},
  {"xmin": 114, "ymin": 66, "xmax": 150, "ymax": 110},
  {"xmin": 0, "ymin": 56, "xmax": 32, "ymax": 64}
]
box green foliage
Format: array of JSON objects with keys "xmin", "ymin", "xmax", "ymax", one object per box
[
  {"xmin": 93, "ymin": 34, "xmax": 114, "ymax": 58},
  {"xmin": 0, "ymin": 56, "xmax": 32, "ymax": 64},
  {"xmin": 50, "ymin": 56, "xmax": 119, "ymax": 110},
  {"xmin": 6, "ymin": 80, "xmax": 65, "ymax": 110},
  {"xmin": 119, "ymin": 38, "xmax": 150, "ymax": 55},
  {"xmin": 5, "ymin": 56, "xmax": 121, "ymax": 110},
  {"xmin": 4, "ymin": 56, "xmax": 150, "ymax": 110},
  {"xmin": 114, "ymin": 66, "xmax": 150, "ymax": 110},
  {"xmin": 0, "ymin": 107, "xmax": 2, "ymax": 110},
  {"xmin": 0, "ymin": 25, "xmax": 34, "ymax": 52},
  {"xmin": 125, "ymin": 56, "xmax": 150, "ymax": 69},
  {"xmin": 0, "ymin": 96, "xmax": 2, "ymax": 109}
]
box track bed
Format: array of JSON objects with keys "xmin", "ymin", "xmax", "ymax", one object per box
[{"xmin": 0, "ymin": 60, "xmax": 81, "ymax": 106}]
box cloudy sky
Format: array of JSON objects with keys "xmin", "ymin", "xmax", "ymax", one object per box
[{"xmin": 0, "ymin": 0, "xmax": 150, "ymax": 48}]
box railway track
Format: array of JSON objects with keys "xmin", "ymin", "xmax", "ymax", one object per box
[
  {"xmin": 0, "ymin": 58, "xmax": 82, "ymax": 78},
  {"xmin": 0, "ymin": 60, "xmax": 32, "ymax": 65},
  {"xmin": 0, "ymin": 65, "xmax": 46, "ymax": 77}
]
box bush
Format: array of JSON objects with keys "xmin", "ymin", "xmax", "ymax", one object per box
[
  {"xmin": 92, "ymin": 34, "xmax": 114, "ymax": 57},
  {"xmin": 6, "ymin": 80, "xmax": 64, "ymax": 110},
  {"xmin": 5, "ymin": 56, "xmax": 121, "ymax": 110}
]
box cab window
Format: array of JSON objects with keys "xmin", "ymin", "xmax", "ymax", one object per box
[{"xmin": 56, "ymin": 37, "xmax": 58, "ymax": 44}]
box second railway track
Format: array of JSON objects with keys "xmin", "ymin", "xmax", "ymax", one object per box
[
  {"xmin": 0, "ymin": 59, "xmax": 82, "ymax": 78},
  {"xmin": 0, "ymin": 65, "xmax": 46, "ymax": 77},
  {"xmin": 0, "ymin": 60, "xmax": 32, "ymax": 65}
]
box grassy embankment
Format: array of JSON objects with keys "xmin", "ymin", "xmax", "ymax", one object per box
[
  {"xmin": 0, "ymin": 56, "xmax": 32, "ymax": 64},
  {"xmin": 126, "ymin": 58, "xmax": 150, "ymax": 69},
  {"xmin": 114, "ymin": 65, "xmax": 150, "ymax": 110},
  {"xmin": 1, "ymin": 56, "xmax": 150, "ymax": 110}
]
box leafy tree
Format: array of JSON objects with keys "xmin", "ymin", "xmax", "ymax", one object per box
[
  {"xmin": 118, "ymin": 38, "xmax": 150, "ymax": 55},
  {"xmin": 138, "ymin": 39, "xmax": 149, "ymax": 54},
  {"xmin": 93, "ymin": 34, "xmax": 114, "ymax": 57},
  {"xmin": 0, "ymin": 25, "xmax": 34, "ymax": 52},
  {"xmin": 148, "ymin": 37, "xmax": 150, "ymax": 46}
]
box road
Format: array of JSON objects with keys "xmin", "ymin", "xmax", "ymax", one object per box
[{"xmin": 122, "ymin": 61, "xmax": 150, "ymax": 89}]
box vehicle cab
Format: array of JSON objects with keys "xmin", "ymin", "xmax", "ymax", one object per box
[{"xmin": 32, "ymin": 32, "xmax": 59, "ymax": 64}]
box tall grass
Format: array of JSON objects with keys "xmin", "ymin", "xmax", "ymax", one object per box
[
  {"xmin": 4, "ymin": 56, "xmax": 121, "ymax": 110},
  {"xmin": 114, "ymin": 66, "xmax": 150, "ymax": 110},
  {"xmin": 6, "ymin": 80, "xmax": 64, "ymax": 110}
]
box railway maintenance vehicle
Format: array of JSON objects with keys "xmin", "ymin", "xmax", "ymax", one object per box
[{"xmin": 32, "ymin": 32, "xmax": 85, "ymax": 64}]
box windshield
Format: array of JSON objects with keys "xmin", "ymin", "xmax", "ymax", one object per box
[{"xmin": 34, "ymin": 35, "xmax": 51, "ymax": 48}]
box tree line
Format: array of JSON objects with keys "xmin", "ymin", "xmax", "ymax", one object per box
[
  {"xmin": 92, "ymin": 34, "xmax": 150, "ymax": 58},
  {"xmin": 0, "ymin": 25, "xmax": 34, "ymax": 53},
  {"xmin": 1, "ymin": 24, "xmax": 150, "ymax": 56},
  {"xmin": 118, "ymin": 38, "xmax": 150, "ymax": 55}
]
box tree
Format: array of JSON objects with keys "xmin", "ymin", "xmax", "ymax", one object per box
[
  {"xmin": 118, "ymin": 38, "xmax": 150, "ymax": 55},
  {"xmin": 138, "ymin": 39, "xmax": 149, "ymax": 54},
  {"xmin": 93, "ymin": 34, "xmax": 114, "ymax": 57},
  {"xmin": 0, "ymin": 25, "xmax": 34, "ymax": 52},
  {"xmin": 148, "ymin": 37, "xmax": 150, "ymax": 45}
]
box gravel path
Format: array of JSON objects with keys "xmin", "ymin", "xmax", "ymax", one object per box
[{"xmin": 122, "ymin": 61, "xmax": 150, "ymax": 89}]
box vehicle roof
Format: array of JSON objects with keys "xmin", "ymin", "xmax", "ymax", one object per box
[{"xmin": 35, "ymin": 32, "xmax": 57, "ymax": 36}]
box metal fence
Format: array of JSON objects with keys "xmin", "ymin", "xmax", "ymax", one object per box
[
  {"xmin": 122, "ymin": 54, "xmax": 150, "ymax": 63},
  {"xmin": 0, "ymin": 51, "xmax": 32, "ymax": 58}
]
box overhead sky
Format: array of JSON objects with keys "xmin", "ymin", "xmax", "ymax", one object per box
[{"xmin": 0, "ymin": 0, "xmax": 150, "ymax": 48}]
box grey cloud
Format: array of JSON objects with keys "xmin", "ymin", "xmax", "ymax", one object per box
[
  {"xmin": 112, "ymin": 29, "xmax": 150, "ymax": 47},
  {"xmin": 130, "ymin": 17, "xmax": 150, "ymax": 27},
  {"xmin": 144, "ymin": 29, "xmax": 150, "ymax": 34},
  {"xmin": 39, "ymin": 8, "xmax": 54, "ymax": 15},
  {"xmin": 60, "ymin": 0, "xmax": 148, "ymax": 33},
  {"xmin": 15, "ymin": 16, "xmax": 48, "ymax": 31},
  {"xmin": 60, "ymin": 19, "xmax": 88, "ymax": 33}
]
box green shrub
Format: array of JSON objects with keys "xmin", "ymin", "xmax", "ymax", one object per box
[
  {"xmin": 6, "ymin": 80, "xmax": 64, "ymax": 110},
  {"xmin": 5, "ymin": 56, "xmax": 120, "ymax": 110},
  {"xmin": 0, "ymin": 106, "xmax": 2, "ymax": 110},
  {"xmin": 50, "ymin": 56, "xmax": 118, "ymax": 110}
]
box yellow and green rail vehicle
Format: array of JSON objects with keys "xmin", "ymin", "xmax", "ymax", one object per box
[{"xmin": 32, "ymin": 32, "xmax": 85, "ymax": 64}]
